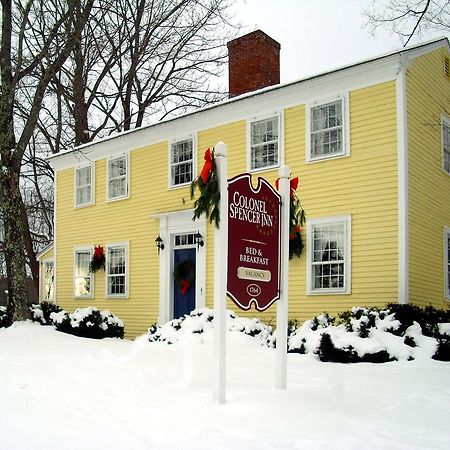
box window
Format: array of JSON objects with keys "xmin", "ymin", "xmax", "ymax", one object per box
[
  {"xmin": 307, "ymin": 216, "xmax": 351, "ymax": 294},
  {"xmin": 170, "ymin": 139, "xmax": 193, "ymax": 187},
  {"xmin": 249, "ymin": 115, "xmax": 280, "ymax": 170},
  {"xmin": 442, "ymin": 115, "xmax": 450, "ymax": 175},
  {"xmin": 75, "ymin": 165, "xmax": 93, "ymax": 207},
  {"xmin": 74, "ymin": 249, "xmax": 92, "ymax": 298},
  {"xmin": 308, "ymin": 97, "xmax": 348, "ymax": 161},
  {"xmin": 108, "ymin": 155, "xmax": 128, "ymax": 200},
  {"xmin": 107, "ymin": 244, "xmax": 128, "ymax": 297},
  {"xmin": 42, "ymin": 261, "xmax": 54, "ymax": 301},
  {"xmin": 445, "ymin": 227, "xmax": 450, "ymax": 300}
]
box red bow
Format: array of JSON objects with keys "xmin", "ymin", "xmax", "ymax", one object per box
[
  {"xmin": 200, "ymin": 148, "xmax": 213, "ymax": 184},
  {"xmin": 180, "ymin": 279, "xmax": 190, "ymax": 295},
  {"xmin": 93, "ymin": 246, "xmax": 104, "ymax": 259},
  {"xmin": 275, "ymin": 177, "xmax": 299, "ymax": 197}
]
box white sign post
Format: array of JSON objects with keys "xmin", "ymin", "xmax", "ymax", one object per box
[
  {"xmin": 276, "ymin": 166, "xmax": 290, "ymax": 389},
  {"xmin": 213, "ymin": 142, "xmax": 228, "ymax": 404}
]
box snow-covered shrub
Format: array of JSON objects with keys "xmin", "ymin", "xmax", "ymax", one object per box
[
  {"xmin": 148, "ymin": 308, "xmax": 271, "ymax": 344},
  {"xmin": 316, "ymin": 332, "xmax": 395, "ymax": 363},
  {"xmin": 0, "ymin": 305, "xmax": 11, "ymax": 328},
  {"xmin": 30, "ymin": 302, "xmax": 62, "ymax": 325},
  {"xmin": 51, "ymin": 307, "xmax": 124, "ymax": 339}
]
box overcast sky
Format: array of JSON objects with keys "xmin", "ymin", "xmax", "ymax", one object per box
[{"xmin": 230, "ymin": 0, "xmax": 449, "ymax": 83}]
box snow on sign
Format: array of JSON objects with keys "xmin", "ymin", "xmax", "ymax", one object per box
[{"xmin": 227, "ymin": 173, "xmax": 281, "ymax": 311}]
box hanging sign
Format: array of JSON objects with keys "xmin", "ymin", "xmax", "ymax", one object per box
[{"xmin": 227, "ymin": 173, "xmax": 281, "ymax": 311}]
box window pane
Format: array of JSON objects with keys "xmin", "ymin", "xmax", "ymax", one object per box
[
  {"xmin": 443, "ymin": 123, "xmax": 450, "ymax": 174},
  {"xmin": 107, "ymin": 246, "xmax": 127, "ymax": 295},
  {"xmin": 44, "ymin": 262, "xmax": 54, "ymax": 301},
  {"xmin": 75, "ymin": 166, "xmax": 92, "ymax": 205},
  {"xmin": 310, "ymin": 100, "xmax": 343, "ymax": 158},
  {"xmin": 311, "ymin": 221, "xmax": 346, "ymax": 291},
  {"xmin": 171, "ymin": 140, "xmax": 193, "ymax": 185},
  {"xmin": 250, "ymin": 117, "xmax": 279, "ymax": 170},
  {"xmin": 74, "ymin": 250, "xmax": 91, "ymax": 297},
  {"xmin": 109, "ymin": 157, "xmax": 126, "ymax": 178}
]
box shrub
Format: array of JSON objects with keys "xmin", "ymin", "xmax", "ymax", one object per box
[
  {"xmin": 0, "ymin": 305, "xmax": 12, "ymax": 328},
  {"xmin": 386, "ymin": 303, "xmax": 450, "ymax": 337},
  {"xmin": 316, "ymin": 333, "xmax": 395, "ymax": 364},
  {"xmin": 30, "ymin": 302, "xmax": 62, "ymax": 325},
  {"xmin": 51, "ymin": 307, "xmax": 124, "ymax": 339},
  {"xmin": 432, "ymin": 337, "xmax": 450, "ymax": 362}
]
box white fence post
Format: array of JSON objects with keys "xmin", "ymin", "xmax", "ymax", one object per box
[
  {"xmin": 276, "ymin": 165, "xmax": 290, "ymax": 389},
  {"xmin": 213, "ymin": 141, "xmax": 228, "ymax": 404}
]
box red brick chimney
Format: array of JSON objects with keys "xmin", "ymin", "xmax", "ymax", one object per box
[{"xmin": 227, "ymin": 30, "xmax": 280, "ymax": 98}]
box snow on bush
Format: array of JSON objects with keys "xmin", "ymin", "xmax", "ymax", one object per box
[
  {"xmin": 30, "ymin": 301, "xmax": 63, "ymax": 325},
  {"xmin": 148, "ymin": 308, "xmax": 271, "ymax": 344},
  {"xmin": 50, "ymin": 306, "xmax": 124, "ymax": 339},
  {"xmin": 0, "ymin": 305, "xmax": 11, "ymax": 328},
  {"xmin": 149, "ymin": 305, "xmax": 450, "ymax": 362}
]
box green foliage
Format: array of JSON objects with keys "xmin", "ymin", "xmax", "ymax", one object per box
[
  {"xmin": 190, "ymin": 164, "xmax": 220, "ymax": 228},
  {"xmin": 404, "ymin": 336, "xmax": 417, "ymax": 347},
  {"xmin": 432, "ymin": 337, "xmax": 450, "ymax": 361},
  {"xmin": 288, "ymin": 191, "xmax": 306, "ymax": 260}
]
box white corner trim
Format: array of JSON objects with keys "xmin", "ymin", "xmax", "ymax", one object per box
[
  {"xmin": 441, "ymin": 114, "xmax": 450, "ymax": 176},
  {"xmin": 396, "ymin": 58, "xmax": 409, "ymax": 305},
  {"xmin": 53, "ymin": 172, "xmax": 58, "ymax": 305},
  {"xmin": 444, "ymin": 226, "xmax": 450, "ymax": 301}
]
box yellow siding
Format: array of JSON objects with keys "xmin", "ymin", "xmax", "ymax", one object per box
[
  {"xmin": 199, "ymin": 81, "xmax": 399, "ymax": 324},
  {"xmin": 56, "ymin": 142, "xmax": 194, "ymax": 337},
  {"xmin": 56, "ymin": 81, "xmax": 399, "ymax": 337},
  {"xmin": 407, "ymin": 48, "xmax": 450, "ymax": 308}
]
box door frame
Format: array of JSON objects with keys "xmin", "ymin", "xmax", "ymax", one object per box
[{"xmin": 153, "ymin": 209, "xmax": 206, "ymax": 324}]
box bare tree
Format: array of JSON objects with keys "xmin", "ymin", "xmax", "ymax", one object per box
[
  {"xmin": 364, "ymin": 0, "xmax": 449, "ymax": 46},
  {"xmin": 0, "ymin": 0, "xmax": 93, "ymax": 320}
]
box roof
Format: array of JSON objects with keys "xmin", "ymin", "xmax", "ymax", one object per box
[{"xmin": 48, "ymin": 36, "xmax": 449, "ymax": 163}]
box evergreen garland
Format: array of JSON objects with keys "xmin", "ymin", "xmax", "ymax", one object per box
[{"xmin": 190, "ymin": 147, "xmax": 220, "ymax": 227}]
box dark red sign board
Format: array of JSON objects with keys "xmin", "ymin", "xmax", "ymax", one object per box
[{"xmin": 227, "ymin": 173, "xmax": 281, "ymax": 311}]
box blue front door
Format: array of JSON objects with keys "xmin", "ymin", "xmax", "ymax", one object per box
[{"xmin": 173, "ymin": 248, "xmax": 196, "ymax": 319}]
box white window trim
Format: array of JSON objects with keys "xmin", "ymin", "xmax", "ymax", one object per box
[
  {"xmin": 306, "ymin": 215, "xmax": 351, "ymax": 295},
  {"xmin": 73, "ymin": 246, "xmax": 94, "ymax": 299},
  {"xmin": 306, "ymin": 92, "xmax": 350, "ymax": 163},
  {"xmin": 105, "ymin": 242, "xmax": 129, "ymax": 298},
  {"xmin": 442, "ymin": 114, "xmax": 450, "ymax": 176},
  {"xmin": 168, "ymin": 134, "xmax": 197, "ymax": 189},
  {"xmin": 246, "ymin": 111, "xmax": 283, "ymax": 173},
  {"xmin": 445, "ymin": 227, "xmax": 450, "ymax": 301},
  {"xmin": 107, "ymin": 153, "xmax": 130, "ymax": 202},
  {"xmin": 74, "ymin": 162, "xmax": 95, "ymax": 208},
  {"xmin": 41, "ymin": 258, "xmax": 55, "ymax": 302}
]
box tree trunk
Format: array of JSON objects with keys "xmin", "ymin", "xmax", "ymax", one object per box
[{"xmin": 0, "ymin": 169, "xmax": 30, "ymax": 320}]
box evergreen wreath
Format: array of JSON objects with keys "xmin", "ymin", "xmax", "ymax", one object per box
[
  {"xmin": 89, "ymin": 245, "xmax": 105, "ymax": 273},
  {"xmin": 173, "ymin": 259, "xmax": 196, "ymax": 295},
  {"xmin": 276, "ymin": 177, "xmax": 306, "ymax": 260},
  {"xmin": 190, "ymin": 147, "xmax": 220, "ymax": 228}
]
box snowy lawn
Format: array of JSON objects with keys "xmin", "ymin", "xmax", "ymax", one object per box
[{"xmin": 1, "ymin": 321, "xmax": 449, "ymax": 449}]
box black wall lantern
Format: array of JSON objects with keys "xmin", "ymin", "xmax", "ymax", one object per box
[
  {"xmin": 155, "ymin": 234, "xmax": 164, "ymax": 254},
  {"xmin": 194, "ymin": 231, "xmax": 204, "ymax": 250}
]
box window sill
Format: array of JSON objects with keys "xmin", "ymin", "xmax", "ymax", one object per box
[
  {"xmin": 248, "ymin": 163, "xmax": 280, "ymax": 174},
  {"xmin": 107, "ymin": 194, "xmax": 129, "ymax": 203},
  {"xmin": 306, "ymin": 152, "xmax": 350, "ymax": 164},
  {"xmin": 106, "ymin": 294, "xmax": 129, "ymax": 299},
  {"xmin": 74, "ymin": 202, "xmax": 94, "ymax": 209},
  {"xmin": 169, "ymin": 181, "xmax": 193, "ymax": 190},
  {"xmin": 307, "ymin": 288, "xmax": 351, "ymax": 296}
]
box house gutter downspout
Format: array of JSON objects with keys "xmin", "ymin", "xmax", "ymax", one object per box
[{"xmin": 396, "ymin": 56, "xmax": 409, "ymax": 304}]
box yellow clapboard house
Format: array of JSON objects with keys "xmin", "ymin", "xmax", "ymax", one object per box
[{"xmin": 43, "ymin": 31, "xmax": 450, "ymax": 337}]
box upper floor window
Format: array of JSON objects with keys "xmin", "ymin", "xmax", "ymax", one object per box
[
  {"xmin": 442, "ymin": 115, "xmax": 450, "ymax": 175},
  {"xmin": 249, "ymin": 115, "xmax": 280, "ymax": 171},
  {"xmin": 74, "ymin": 248, "xmax": 92, "ymax": 298},
  {"xmin": 107, "ymin": 243, "xmax": 128, "ymax": 297},
  {"xmin": 307, "ymin": 216, "xmax": 351, "ymax": 294},
  {"xmin": 75, "ymin": 165, "xmax": 93, "ymax": 207},
  {"xmin": 108, "ymin": 154, "xmax": 128, "ymax": 200},
  {"xmin": 170, "ymin": 139, "xmax": 194, "ymax": 187},
  {"xmin": 445, "ymin": 227, "xmax": 450, "ymax": 300},
  {"xmin": 307, "ymin": 96, "xmax": 348, "ymax": 161}
]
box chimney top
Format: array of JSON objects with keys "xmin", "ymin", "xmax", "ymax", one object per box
[{"xmin": 227, "ymin": 30, "xmax": 280, "ymax": 98}]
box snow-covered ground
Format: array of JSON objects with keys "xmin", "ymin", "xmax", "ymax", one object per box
[{"xmin": 1, "ymin": 321, "xmax": 449, "ymax": 449}]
